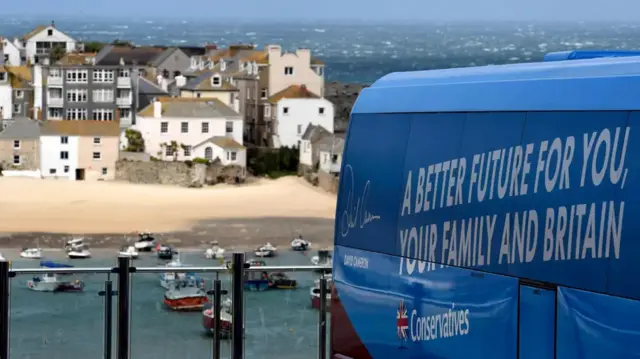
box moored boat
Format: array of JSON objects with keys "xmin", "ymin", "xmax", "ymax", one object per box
[
  {"xmin": 202, "ymin": 306, "xmax": 233, "ymax": 337},
  {"xmin": 204, "ymin": 241, "xmax": 225, "ymax": 259},
  {"xmin": 244, "ymin": 270, "xmax": 270, "ymax": 291},
  {"xmin": 134, "ymin": 231, "xmax": 156, "ymax": 252},
  {"xmin": 68, "ymin": 245, "xmax": 91, "ymax": 259},
  {"xmin": 20, "ymin": 247, "xmax": 42, "ymax": 259},
  {"xmin": 311, "ymin": 249, "xmax": 333, "ymax": 271},
  {"xmin": 268, "ymin": 272, "xmax": 297, "ymax": 289},
  {"xmin": 118, "ymin": 245, "xmax": 139, "ymax": 259},
  {"xmin": 254, "ymin": 243, "xmax": 277, "ymax": 258},
  {"xmin": 64, "ymin": 238, "xmax": 85, "ymax": 252},
  {"xmin": 164, "ymin": 278, "xmax": 208, "ymax": 311},
  {"xmin": 27, "ymin": 273, "xmax": 84, "ymax": 292},
  {"xmin": 291, "ymin": 236, "xmax": 311, "ymax": 251},
  {"xmin": 156, "ymin": 244, "xmax": 175, "ymax": 260},
  {"xmin": 310, "ymin": 275, "xmax": 332, "ymax": 310}
]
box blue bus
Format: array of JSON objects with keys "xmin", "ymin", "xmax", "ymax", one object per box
[
  {"xmin": 331, "ymin": 55, "xmax": 640, "ymax": 359},
  {"xmin": 544, "ymin": 50, "xmax": 640, "ymax": 62}
]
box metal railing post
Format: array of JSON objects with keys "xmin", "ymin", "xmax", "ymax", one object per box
[
  {"xmin": 213, "ymin": 279, "xmax": 222, "ymax": 359},
  {"xmin": 0, "ymin": 261, "xmax": 10, "ymax": 359},
  {"xmin": 231, "ymin": 252, "xmax": 245, "ymax": 359},
  {"xmin": 99, "ymin": 278, "xmax": 115, "ymax": 359},
  {"xmin": 318, "ymin": 276, "xmax": 328, "ymax": 359},
  {"xmin": 116, "ymin": 256, "xmax": 132, "ymax": 359}
]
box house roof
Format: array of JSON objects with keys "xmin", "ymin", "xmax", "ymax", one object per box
[
  {"xmin": 178, "ymin": 46, "xmax": 206, "ymax": 57},
  {"xmin": 268, "ymin": 85, "xmax": 320, "ymax": 103},
  {"xmin": 5, "ymin": 66, "xmax": 32, "ymax": 88},
  {"xmin": 58, "ymin": 52, "xmax": 97, "ymax": 65},
  {"xmin": 0, "ymin": 117, "xmax": 41, "ymax": 140},
  {"xmin": 315, "ymin": 134, "xmax": 345, "ymax": 153},
  {"xmin": 137, "ymin": 97, "xmax": 240, "ymax": 118},
  {"xmin": 301, "ymin": 124, "xmax": 332, "ymax": 141},
  {"xmin": 149, "ymin": 48, "xmax": 183, "ymax": 67},
  {"xmin": 182, "ymin": 71, "xmax": 238, "ymax": 91},
  {"xmin": 23, "ymin": 25, "xmax": 47, "ymax": 41},
  {"xmin": 138, "ymin": 76, "xmax": 168, "ymax": 95},
  {"xmin": 194, "ymin": 136, "xmax": 244, "ymax": 150},
  {"xmin": 96, "ymin": 46, "xmax": 165, "ymax": 66},
  {"xmin": 41, "ymin": 120, "xmax": 121, "ymax": 136}
]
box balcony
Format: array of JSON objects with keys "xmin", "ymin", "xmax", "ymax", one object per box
[
  {"xmin": 47, "ymin": 76, "xmax": 63, "ymax": 87},
  {"xmin": 116, "ymin": 96, "xmax": 132, "ymax": 106},
  {"xmin": 117, "ymin": 77, "xmax": 131, "ymax": 88},
  {"xmin": 0, "ymin": 255, "xmax": 331, "ymax": 359},
  {"xmin": 47, "ymin": 97, "xmax": 64, "ymax": 107}
]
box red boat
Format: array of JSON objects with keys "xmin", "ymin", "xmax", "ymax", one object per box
[
  {"xmin": 202, "ymin": 307, "xmax": 233, "ymax": 337},
  {"xmin": 310, "ymin": 275, "xmax": 332, "ymax": 310},
  {"xmin": 163, "ymin": 279, "xmax": 208, "ymax": 311}
]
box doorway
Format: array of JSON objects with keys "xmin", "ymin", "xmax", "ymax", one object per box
[{"xmin": 75, "ymin": 168, "xmax": 85, "ymax": 181}]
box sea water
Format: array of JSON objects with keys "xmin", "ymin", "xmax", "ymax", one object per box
[{"xmin": 7, "ymin": 250, "xmax": 327, "ymax": 359}]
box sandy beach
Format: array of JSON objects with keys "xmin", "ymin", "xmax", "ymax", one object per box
[{"xmin": 0, "ymin": 176, "xmax": 337, "ymax": 249}]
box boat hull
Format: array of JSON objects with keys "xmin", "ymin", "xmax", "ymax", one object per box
[
  {"xmin": 164, "ymin": 296, "xmax": 208, "ymax": 311},
  {"xmin": 244, "ymin": 280, "xmax": 270, "ymax": 291},
  {"xmin": 202, "ymin": 310, "xmax": 233, "ymax": 338},
  {"xmin": 254, "ymin": 251, "xmax": 275, "ymax": 258},
  {"xmin": 68, "ymin": 254, "xmax": 91, "ymax": 259},
  {"xmin": 268, "ymin": 280, "xmax": 297, "ymax": 290},
  {"xmin": 27, "ymin": 280, "xmax": 58, "ymax": 292}
]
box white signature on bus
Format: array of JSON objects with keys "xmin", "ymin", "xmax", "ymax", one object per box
[{"xmin": 340, "ymin": 164, "xmax": 381, "ymax": 237}]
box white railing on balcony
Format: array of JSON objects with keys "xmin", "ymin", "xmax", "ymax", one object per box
[
  {"xmin": 47, "ymin": 97, "xmax": 63, "ymax": 107},
  {"xmin": 119, "ymin": 115, "xmax": 133, "ymax": 127},
  {"xmin": 117, "ymin": 77, "xmax": 131, "ymax": 88},
  {"xmin": 47, "ymin": 77, "xmax": 63, "ymax": 86},
  {"xmin": 116, "ymin": 96, "xmax": 132, "ymax": 106}
]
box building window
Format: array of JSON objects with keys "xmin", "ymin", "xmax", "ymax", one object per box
[
  {"xmin": 160, "ymin": 122, "xmax": 168, "ymax": 133},
  {"xmin": 283, "ymin": 107, "xmax": 289, "ymax": 115},
  {"xmin": 165, "ymin": 146, "xmax": 172, "ymax": 156},
  {"xmin": 0, "ymin": 73, "xmax": 5, "ymax": 81},
  {"xmin": 13, "ymin": 140, "xmax": 20, "ymax": 149},
  {"xmin": 201, "ymin": 122, "xmax": 209, "ymax": 133},
  {"xmin": 92, "ymin": 109, "xmax": 113, "ymax": 121},
  {"xmin": 49, "ymin": 168, "xmax": 56, "ymax": 174},
  {"xmin": 225, "ymin": 121, "xmax": 233, "ymax": 134},
  {"xmin": 93, "ymin": 137, "xmax": 101, "ymax": 144},
  {"xmin": 226, "ymin": 151, "xmax": 237, "ymax": 161},
  {"xmin": 49, "ymin": 68, "xmax": 62, "ymax": 78},
  {"xmin": 66, "ymin": 89, "xmax": 88, "ymax": 103},
  {"xmin": 284, "ymin": 67, "xmax": 294, "ymax": 76},
  {"xmin": 319, "ymin": 107, "xmax": 325, "ymax": 115},
  {"xmin": 12, "ymin": 155, "xmax": 20, "ymax": 165},
  {"xmin": 181, "ymin": 122, "xmax": 188, "ymax": 133},
  {"xmin": 61, "ymin": 136, "xmax": 68, "ymax": 144},
  {"xmin": 49, "ymin": 108, "xmax": 63, "ymax": 119},
  {"xmin": 261, "ymin": 89, "xmax": 267, "ymax": 99},
  {"xmin": 120, "ymin": 108, "xmax": 131, "ymax": 119},
  {"xmin": 297, "ymin": 124, "xmax": 302, "ymax": 134},
  {"xmin": 65, "ymin": 108, "xmax": 88, "ymax": 120},
  {"xmin": 184, "ymin": 146, "xmax": 191, "ymax": 157},
  {"xmin": 60, "ymin": 151, "xmax": 69, "ymax": 160},
  {"xmin": 118, "ymin": 69, "xmax": 130, "ymax": 78},
  {"xmin": 102, "ymin": 168, "xmax": 108, "ymax": 175},
  {"xmin": 13, "ymin": 104, "xmax": 21, "ymax": 114},
  {"xmin": 47, "ymin": 29, "xmax": 53, "ymax": 36},
  {"xmin": 264, "ymin": 106, "xmax": 271, "ymax": 118},
  {"xmin": 93, "ymin": 152, "xmax": 101, "ymax": 160},
  {"xmin": 196, "ymin": 93, "xmax": 201, "ymax": 98},
  {"xmin": 64, "ymin": 165, "xmax": 69, "ymax": 173},
  {"xmin": 246, "ymin": 88, "xmax": 252, "ymax": 100},
  {"xmin": 15, "ymin": 90, "xmax": 23, "ymax": 99},
  {"xmin": 92, "ymin": 89, "xmax": 114, "ymax": 102},
  {"xmin": 93, "ymin": 69, "xmax": 115, "ymax": 83},
  {"xmin": 65, "ymin": 69, "xmax": 88, "ymax": 83},
  {"xmin": 211, "ymin": 75, "xmax": 221, "ymax": 86},
  {"xmin": 204, "ymin": 147, "xmax": 213, "ymax": 160}
]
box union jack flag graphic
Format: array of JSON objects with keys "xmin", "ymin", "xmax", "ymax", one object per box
[{"xmin": 396, "ymin": 300, "xmax": 409, "ymax": 341}]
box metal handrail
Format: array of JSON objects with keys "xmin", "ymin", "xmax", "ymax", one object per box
[{"xmin": 8, "ymin": 264, "xmax": 332, "ymax": 275}]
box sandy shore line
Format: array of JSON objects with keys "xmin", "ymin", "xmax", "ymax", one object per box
[{"xmin": 0, "ymin": 176, "xmax": 337, "ymax": 248}]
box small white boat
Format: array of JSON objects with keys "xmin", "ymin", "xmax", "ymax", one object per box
[
  {"xmin": 118, "ymin": 245, "xmax": 139, "ymax": 258},
  {"xmin": 68, "ymin": 245, "xmax": 91, "ymax": 259},
  {"xmin": 311, "ymin": 249, "xmax": 333, "ymax": 266},
  {"xmin": 20, "ymin": 247, "xmax": 42, "ymax": 259},
  {"xmin": 291, "ymin": 237, "xmax": 311, "ymax": 251},
  {"xmin": 64, "ymin": 238, "xmax": 85, "ymax": 252},
  {"xmin": 205, "ymin": 241, "xmax": 225, "ymax": 259},
  {"xmin": 27, "ymin": 273, "xmax": 85, "ymax": 292},
  {"xmin": 254, "ymin": 242, "xmax": 278, "ymax": 258},
  {"xmin": 134, "ymin": 231, "xmax": 156, "ymax": 252}
]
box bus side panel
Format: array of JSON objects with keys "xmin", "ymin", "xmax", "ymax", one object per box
[
  {"xmin": 556, "ymin": 287, "xmax": 640, "ymax": 358},
  {"xmin": 334, "ymin": 113, "xmax": 412, "ymax": 255},
  {"xmin": 518, "ymin": 286, "xmax": 556, "ymax": 359},
  {"xmin": 333, "ymin": 245, "xmax": 518, "ymax": 359}
]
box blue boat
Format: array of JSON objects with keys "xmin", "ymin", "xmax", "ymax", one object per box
[
  {"xmin": 244, "ymin": 270, "xmax": 269, "ymax": 291},
  {"xmin": 39, "ymin": 261, "xmax": 73, "ymax": 269}
]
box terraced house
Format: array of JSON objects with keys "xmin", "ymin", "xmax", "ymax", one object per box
[
  {"xmin": 0, "ymin": 65, "xmax": 34, "ymax": 119},
  {"xmin": 0, "ymin": 116, "xmax": 41, "ymax": 176}
]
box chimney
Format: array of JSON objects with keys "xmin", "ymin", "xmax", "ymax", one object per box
[
  {"xmin": 153, "ymin": 100, "xmax": 162, "ymax": 118},
  {"xmin": 175, "ymin": 75, "xmax": 186, "ymax": 88},
  {"xmin": 300, "ymin": 84, "xmax": 308, "ymax": 95},
  {"xmin": 296, "ymin": 48, "xmax": 311, "ymax": 64},
  {"xmin": 51, "ymin": 21, "xmax": 56, "ymax": 28},
  {"xmin": 267, "ymin": 45, "xmax": 281, "ymax": 61},
  {"xmin": 205, "ymin": 43, "xmax": 217, "ymax": 50}
]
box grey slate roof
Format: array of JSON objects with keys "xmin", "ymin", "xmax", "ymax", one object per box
[
  {"xmin": 301, "ymin": 124, "xmax": 331, "ymax": 141},
  {"xmin": 315, "ymin": 134, "xmax": 345, "ymax": 153},
  {"xmin": 161, "ymin": 100, "xmax": 240, "ymax": 118},
  {"xmin": 0, "ymin": 117, "xmax": 41, "ymax": 140},
  {"xmin": 138, "ymin": 76, "xmax": 168, "ymax": 95},
  {"xmin": 96, "ymin": 46, "xmax": 166, "ymax": 66}
]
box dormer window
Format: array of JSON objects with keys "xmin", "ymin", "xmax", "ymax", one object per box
[
  {"xmin": 47, "ymin": 29, "xmax": 53, "ymax": 36},
  {"xmin": 247, "ymin": 65, "xmax": 253, "ymax": 75},
  {"xmin": 211, "ymin": 75, "xmax": 221, "ymax": 87}
]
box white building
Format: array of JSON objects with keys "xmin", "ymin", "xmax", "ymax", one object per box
[
  {"xmin": 1, "ymin": 38, "xmax": 21, "ymax": 66},
  {"xmin": 317, "ymin": 135, "xmax": 345, "ymax": 174},
  {"xmin": 299, "ymin": 124, "xmax": 332, "ymax": 168},
  {"xmin": 0, "ymin": 67, "xmax": 12, "ymax": 119},
  {"xmin": 19, "ymin": 22, "xmax": 77, "ymax": 65},
  {"xmin": 40, "ymin": 131, "xmax": 79, "ymax": 179},
  {"xmin": 131, "ymin": 98, "xmax": 246, "ymax": 167},
  {"xmin": 265, "ymin": 85, "xmax": 334, "ymax": 148}
]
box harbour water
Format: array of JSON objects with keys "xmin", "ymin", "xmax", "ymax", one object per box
[{"xmin": 7, "ymin": 249, "xmax": 327, "ymax": 359}]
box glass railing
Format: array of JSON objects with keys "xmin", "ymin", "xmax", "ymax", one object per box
[{"xmin": 0, "ymin": 251, "xmax": 331, "ymax": 359}]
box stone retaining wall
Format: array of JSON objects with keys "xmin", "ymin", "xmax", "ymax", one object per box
[{"xmin": 116, "ymin": 160, "xmax": 246, "ymax": 187}]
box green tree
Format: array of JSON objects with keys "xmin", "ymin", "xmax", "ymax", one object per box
[
  {"xmin": 84, "ymin": 41, "xmax": 106, "ymax": 53},
  {"xmin": 124, "ymin": 129, "xmax": 145, "ymax": 152},
  {"xmin": 50, "ymin": 46, "xmax": 66, "ymax": 63}
]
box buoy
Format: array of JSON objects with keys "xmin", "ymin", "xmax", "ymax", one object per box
[{"xmin": 289, "ymin": 328, "xmax": 293, "ymax": 332}]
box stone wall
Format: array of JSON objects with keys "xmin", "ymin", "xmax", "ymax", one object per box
[
  {"xmin": 115, "ymin": 159, "xmax": 246, "ymax": 187},
  {"xmin": 317, "ymin": 170, "xmax": 340, "ymax": 193}
]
